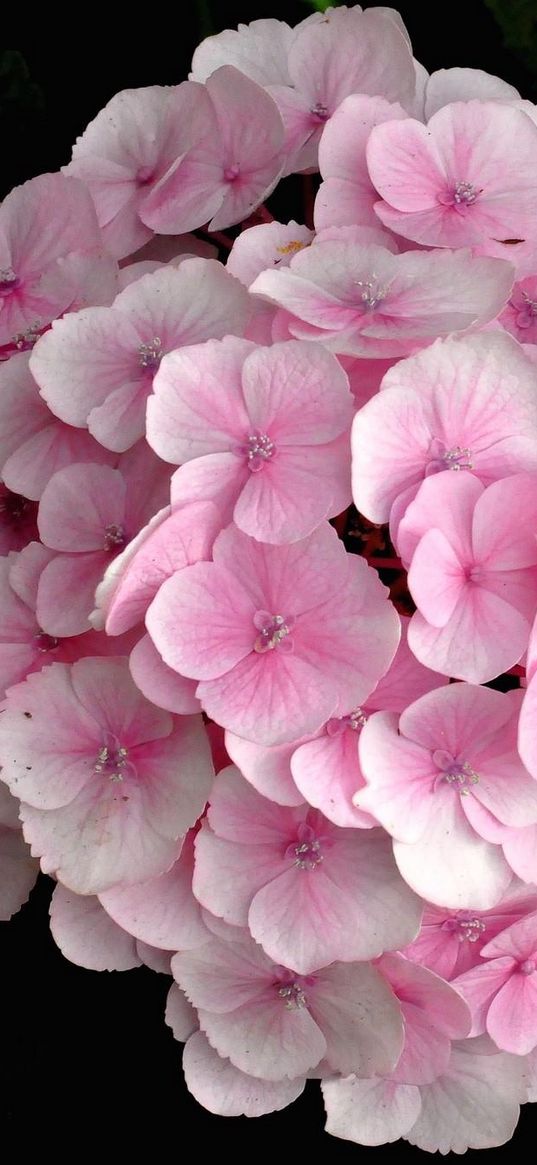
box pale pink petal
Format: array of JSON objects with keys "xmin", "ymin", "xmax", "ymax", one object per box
[
  {"xmin": 183, "ymin": 1030, "xmax": 304, "ymax": 1116},
  {"xmin": 49, "ymin": 883, "xmax": 141, "ymax": 971}
]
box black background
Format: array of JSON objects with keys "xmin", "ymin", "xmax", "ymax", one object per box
[{"xmin": 1, "ymin": 3, "xmax": 535, "ymax": 1154}]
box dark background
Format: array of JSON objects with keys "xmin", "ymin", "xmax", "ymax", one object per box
[{"xmin": 1, "ymin": 2, "xmax": 536, "ymax": 1154}]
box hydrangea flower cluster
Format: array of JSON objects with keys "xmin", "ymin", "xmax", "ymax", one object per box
[{"xmin": 4, "ymin": 5, "xmax": 537, "ymax": 1150}]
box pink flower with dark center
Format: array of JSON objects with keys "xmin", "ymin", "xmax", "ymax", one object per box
[
  {"xmin": 0, "ymin": 656, "xmax": 214, "ymax": 895},
  {"xmin": 146, "ymin": 521, "xmax": 400, "ymax": 745}
]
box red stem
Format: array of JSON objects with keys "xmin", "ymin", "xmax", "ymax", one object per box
[
  {"xmin": 200, "ymin": 228, "xmax": 234, "ymax": 251},
  {"xmin": 370, "ymin": 556, "xmax": 404, "ymax": 571}
]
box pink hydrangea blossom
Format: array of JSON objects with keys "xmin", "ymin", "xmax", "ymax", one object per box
[
  {"xmin": 250, "ymin": 231, "xmax": 514, "ymax": 357},
  {"xmin": 30, "ymin": 261, "xmax": 251, "ymax": 452},
  {"xmin": 422, "ymin": 68, "xmax": 520, "ymax": 121},
  {"xmin": 315, "ymin": 94, "xmax": 407, "ymax": 232},
  {"xmin": 397, "ymin": 472, "xmax": 537, "ymax": 682},
  {"xmin": 193, "ymin": 764, "xmax": 421, "ymax": 973},
  {"xmin": 0, "ymin": 352, "xmax": 114, "ymax": 500},
  {"xmin": 139, "ymin": 69, "xmax": 285, "ymax": 236},
  {"xmin": 357, "ymin": 683, "xmax": 537, "ymax": 908},
  {"xmin": 36, "ymin": 445, "xmax": 170, "ymax": 636},
  {"xmin": 182, "ymin": 1029, "xmax": 305, "ymax": 1117},
  {"xmin": 64, "ymin": 85, "xmax": 211, "ymax": 259},
  {"xmin": 226, "ymin": 220, "xmax": 313, "ymax": 286},
  {"xmin": 172, "ymin": 926, "xmax": 405, "ymax": 1081},
  {"xmin": 225, "ymin": 616, "xmax": 446, "ymax": 824},
  {"xmin": 323, "ymin": 1036, "xmax": 524, "ymax": 1152},
  {"xmin": 402, "ymin": 886, "xmax": 537, "ymax": 980},
  {"xmin": 146, "ymin": 521, "xmax": 400, "ymax": 745},
  {"xmin": 147, "ymin": 337, "xmax": 354, "ymax": 543},
  {"xmin": 455, "ymin": 910, "xmax": 537, "ymax": 1054},
  {"xmin": 352, "ymin": 332, "xmax": 537, "ymax": 523},
  {"xmin": 367, "ymin": 101, "xmax": 537, "ymax": 265},
  {"xmin": 0, "ymin": 543, "xmax": 136, "ymax": 697},
  {"xmin": 0, "ymin": 656, "xmax": 213, "ymax": 894},
  {"xmin": 0, "ymin": 172, "xmax": 117, "ymax": 349}
]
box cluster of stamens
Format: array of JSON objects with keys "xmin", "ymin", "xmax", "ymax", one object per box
[
  {"xmin": 433, "ymin": 750, "xmax": 480, "ymax": 796},
  {"xmin": 286, "ymin": 823, "xmax": 324, "ymax": 870},
  {"xmin": 277, "ymin": 981, "xmax": 309, "ymax": 1009},
  {"xmin": 12, "ymin": 323, "xmax": 42, "ymax": 350},
  {"xmin": 243, "ymin": 432, "xmax": 276, "ymax": 473},
  {"xmin": 426, "ymin": 438, "xmax": 474, "ymax": 474},
  {"xmin": 442, "ymin": 915, "xmax": 486, "ymax": 943},
  {"xmin": 103, "ymin": 523, "xmax": 127, "ymax": 552},
  {"xmin": 453, "ymin": 181, "xmax": 479, "ymax": 205},
  {"xmin": 253, "ymin": 610, "xmax": 295, "ymax": 654},
  {"xmin": 138, "ymin": 337, "xmax": 163, "ymax": 370},
  {"xmin": 513, "ymin": 291, "xmax": 537, "ymax": 330},
  {"xmin": 355, "ymin": 275, "xmax": 387, "ymax": 311},
  {"xmin": 94, "ymin": 734, "xmax": 132, "ymax": 782},
  {"xmin": 310, "ymin": 102, "xmax": 329, "ymax": 121},
  {"xmin": 0, "ymin": 267, "xmax": 19, "ymax": 291}
]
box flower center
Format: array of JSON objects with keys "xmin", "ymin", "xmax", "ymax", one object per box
[
  {"xmin": 0, "ymin": 267, "xmax": 20, "ymax": 296},
  {"xmin": 94, "ymin": 732, "xmax": 133, "ymax": 782},
  {"xmin": 426, "ymin": 438, "xmax": 474, "ymax": 475},
  {"xmin": 310, "ymin": 102, "xmax": 329, "ymax": 122},
  {"xmin": 34, "ymin": 630, "xmax": 60, "ymax": 653},
  {"xmin": 224, "ymin": 163, "xmax": 241, "ymax": 183},
  {"xmin": 441, "ymin": 914, "xmax": 486, "ymax": 943},
  {"xmin": 135, "ymin": 166, "xmax": 155, "ymax": 186},
  {"xmin": 12, "ymin": 323, "xmax": 42, "ymax": 350},
  {"xmin": 433, "ymin": 749, "xmax": 479, "ymax": 796},
  {"xmin": 286, "ymin": 822, "xmax": 324, "ymax": 870},
  {"xmin": 355, "ymin": 275, "xmax": 387, "ymax": 312},
  {"xmin": 253, "ymin": 610, "xmax": 295, "ymax": 654},
  {"xmin": 275, "ymin": 240, "xmax": 308, "ymax": 258},
  {"xmin": 326, "ymin": 707, "xmax": 368, "ymax": 736},
  {"xmin": 276, "ymin": 980, "xmax": 309, "ymax": 1009},
  {"xmin": 138, "ymin": 337, "xmax": 163, "ymax": 370},
  {"xmin": 439, "ymin": 181, "xmax": 480, "ymax": 209},
  {"xmin": 520, "ymin": 959, "xmax": 537, "ymax": 975},
  {"xmin": 243, "ymin": 432, "xmax": 276, "ymax": 472},
  {"xmin": 103, "ymin": 523, "xmax": 127, "ymax": 552}
]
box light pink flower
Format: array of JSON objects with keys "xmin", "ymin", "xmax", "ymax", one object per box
[
  {"xmin": 0, "ymin": 656, "xmax": 213, "ymax": 895},
  {"xmin": 172, "ymin": 926, "xmax": 404, "ymax": 1081},
  {"xmin": 315, "ymin": 94, "xmax": 407, "ymax": 232},
  {"xmin": 36, "ymin": 445, "xmax": 170, "ymax": 636},
  {"xmin": 323, "ymin": 1036, "xmax": 524, "ymax": 1152},
  {"xmin": 397, "ymin": 472, "xmax": 537, "ymax": 682},
  {"xmin": 147, "ymin": 337, "xmax": 354, "ymax": 543},
  {"xmin": 30, "ymin": 261, "xmax": 251, "ymax": 453},
  {"xmin": 190, "ymin": 17, "xmax": 295, "ymax": 86},
  {"xmin": 226, "ymin": 220, "xmax": 313, "ymax": 286},
  {"xmin": 357, "ymin": 684, "xmax": 537, "ymax": 908},
  {"xmin": 367, "ymin": 101, "xmax": 537, "ymax": 264},
  {"xmin": 352, "ymin": 333, "xmax": 537, "ymax": 523},
  {"xmin": 193, "ymin": 765, "xmax": 421, "ymax": 973},
  {"xmin": 250, "ymin": 232, "xmax": 514, "ymax": 357},
  {"xmin": 139, "ymin": 69, "xmax": 285, "ymax": 236},
  {"xmin": 226, "ymin": 616, "xmax": 446, "ymax": 825},
  {"xmin": 50, "ymin": 883, "xmax": 145, "ymax": 972},
  {"xmin": 265, "ymin": 6, "xmax": 416, "ymax": 174},
  {"xmin": 0, "ymin": 172, "xmax": 117, "ymax": 348},
  {"xmin": 0, "ymin": 543, "xmax": 136, "ymax": 697},
  {"xmin": 182, "ymin": 1029, "xmax": 304, "ymax": 1117},
  {"xmin": 422, "ymin": 68, "xmax": 520, "ymax": 121},
  {"xmin": 402, "ymin": 886, "xmax": 537, "ymax": 980},
  {"xmin": 146, "ymin": 521, "xmax": 400, "ymax": 745},
  {"xmin": 0, "ymin": 352, "xmax": 114, "ymax": 499},
  {"xmin": 455, "ymin": 911, "xmax": 537, "ymax": 1054},
  {"xmin": 64, "ymin": 85, "xmax": 209, "ymax": 259}
]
